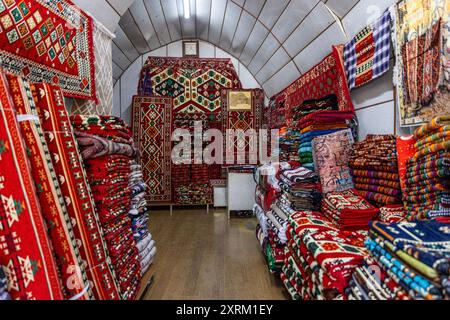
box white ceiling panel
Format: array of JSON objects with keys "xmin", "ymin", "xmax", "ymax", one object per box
[
  {"xmin": 107, "ymin": 0, "xmax": 135, "ymax": 15},
  {"xmin": 119, "ymin": 10, "xmax": 151, "ymax": 53},
  {"xmin": 143, "ymin": 0, "xmax": 172, "ymax": 44},
  {"xmin": 196, "ymin": 0, "xmax": 212, "ymax": 40},
  {"xmin": 229, "ymin": 12, "xmax": 256, "ymax": 56},
  {"xmin": 160, "ymin": 0, "xmax": 183, "ymax": 40},
  {"xmin": 256, "ymin": 47, "xmax": 290, "ymax": 84},
  {"xmin": 114, "ymin": 26, "xmax": 141, "ymax": 60},
  {"xmin": 177, "ymin": 0, "xmax": 197, "ymax": 38},
  {"xmin": 244, "ymin": 0, "xmax": 266, "ymax": 17},
  {"xmin": 73, "ymin": 0, "xmax": 120, "ymax": 32},
  {"xmin": 208, "ymin": 0, "xmax": 227, "ymax": 44},
  {"xmin": 112, "ymin": 42, "xmax": 132, "ymax": 70},
  {"xmin": 219, "ymin": 1, "xmax": 242, "ymax": 50},
  {"xmin": 258, "ymin": 0, "xmax": 289, "ymax": 29},
  {"xmin": 239, "ymin": 21, "xmax": 269, "ymax": 65},
  {"xmin": 129, "ymin": 1, "xmax": 161, "ymax": 49},
  {"xmin": 324, "ymin": 0, "xmax": 359, "ymax": 18},
  {"xmin": 263, "ymin": 61, "xmax": 301, "ymax": 97},
  {"xmin": 272, "ymin": 0, "xmax": 320, "ymax": 43},
  {"xmin": 284, "ymin": 1, "xmax": 334, "ymax": 57},
  {"xmin": 112, "ymin": 61, "xmax": 123, "ymax": 81},
  {"xmin": 247, "ymin": 33, "xmax": 278, "ymax": 74},
  {"xmin": 294, "ymin": 22, "xmax": 346, "ymax": 73}
]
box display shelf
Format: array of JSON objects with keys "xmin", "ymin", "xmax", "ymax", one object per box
[{"xmin": 136, "ymin": 265, "xmax": 154, "ymax": 300}]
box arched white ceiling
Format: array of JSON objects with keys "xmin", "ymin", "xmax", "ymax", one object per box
[{"xmin": 72, "ymin": 0, "xmax": 369, "ymax": 97}]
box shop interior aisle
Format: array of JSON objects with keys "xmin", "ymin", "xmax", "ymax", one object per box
[{"xmin": 144, "ymin": 209, "xmax": 288, "ymax": 300}]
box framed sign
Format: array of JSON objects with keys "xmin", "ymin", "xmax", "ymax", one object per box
[
  {"xmin": 227, "ymin": 90, "xmax": 253, "ymax": 111},
  {"xmin": 183, "ymin": 40, "xmax": 199, "ymax": 57}
]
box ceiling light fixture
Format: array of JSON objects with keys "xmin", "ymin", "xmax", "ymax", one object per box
[{"xmin": 183, "ymin": 0, "xmax": 190, "ymax": 19}]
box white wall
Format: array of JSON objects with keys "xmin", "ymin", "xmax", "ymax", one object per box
[{"xmin": 113, "ymin": 40, "xmax": 262, "ymax": 125}]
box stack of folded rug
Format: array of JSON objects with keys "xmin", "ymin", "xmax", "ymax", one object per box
[
  {"xmin": 347, "ymin": 220, "xmax": 450, "ymax": 300},
  {"xmin": 349, "ymin": 135, "xmax": 403, "ymax": 206},
  {"xmin": 279, "ymin": 128, "xmax": 302, "ymax": 162},
  {"xmin": 282, "ymin": 210, "xmax": 368, "ymax": 300},
  {"xmin": 403, "ymin": 116, "xmax": 450, "ymax": 220},
  {"xmin": 129, "ymin": 161, "xmax": 156, "ymax": 274},
  {"xmin": 322, "ymin": 189, "xmax": 379, "ymax": 231},
  {"xmin": 278, "ymin": 166, "xmax": 322, "ymax": 211},
  {"xmin": 254, "ymin": 163, "xmax": 288, "ymax": 273},
  {"xmin": 296, "ymin": 110, "xmax": 355, "ymax": 170},
  {"xmin": 71, "ymin": 115, "xmax": 142, "ymax": 300}
]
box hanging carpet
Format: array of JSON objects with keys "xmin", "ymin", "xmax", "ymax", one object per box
[
  {"xmin": 138, "ymin": 57, "xmax": 241, "ymax": 114},
  {"xmin": 222, "ymin": 89, "xmax": 264, "ymax": 166},
  {"xmin": 132, "ymin": 96, "xmax": 172, "ymax": 203},
  {"xmin": 0, "ymin": 0, "xmax": 96, "ymax": 101}
]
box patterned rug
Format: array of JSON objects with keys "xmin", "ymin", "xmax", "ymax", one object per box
[
  {"xmin": 0, "ymin": 0, "xmax": 96, "ymax": 101},
  {"xmin": 0, "ymin": 73, "xmax": 63, "ymax": 300},
  {"xmin": 312, "ymin": 129, "xmax": 355, "ymax": 194},
  {"xmin": 32, "ymin": 82, "xmax": 121, "ymax": 300},
  {"xmin": 5, "ymin": 74, "xmax": 92, "ymax": 300},
  {"xmin": 132, "ymin": 96, "xmax": 172, "ymax": 203},
  {"xmin": 222, "ymin": 89, "xmax": 264, "ymax": 166},
  {"xmin": 394, "ymin": 0, "xmax": 450, "ymax": 126},
  {"xmin": 282, "ymin": 45, "xmax": 354, "ymax": 126},
  {"xmin": 70, "ymin": 19, "xmax": 114, "ymax": 115},
  {"xmin": 138, "ymin": 57, "xmax": 241, "ymax": 113}
]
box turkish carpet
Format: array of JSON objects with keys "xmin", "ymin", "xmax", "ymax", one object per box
[
  {"xmin": 138, "ymin": 57, "xmax": 241, "ymax": 113},
  {"xmin": 0, "ymin": 0, "xmax": 96, "ymax": 100},
  {"xmin": 0, "ymin": 73, "xmax": 63, "ymax": 300},
  {"xmin": 282, "ymin": 45, "xmax": 354, "ymax": 125},
  {"xmin": 32, "ymin": 82, "xmax": 121, "ymax": 300},
  {"xmin": 132, "ymin": 96, "xmax": 172, "ymax": 203},
  {"xmin": 6, "ymin": 74, "xmax": 92, "ymax": 300},
  {"xmin": 222, "ymin": 89, "xmax": 264, "ymax": 166}
]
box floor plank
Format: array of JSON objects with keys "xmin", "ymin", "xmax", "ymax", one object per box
[{"xmin": 144, "ymin": 207, "xmax": 288, "ymax": 300}]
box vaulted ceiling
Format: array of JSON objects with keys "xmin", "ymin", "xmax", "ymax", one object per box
[{"xmin": 73, "ymin": 0, "xmax": 367, "ymax": 96}]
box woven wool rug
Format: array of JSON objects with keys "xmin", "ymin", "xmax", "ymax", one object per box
[
  {"xmin": 281, "ymin": 45, "xmax": 354, "ymax": 126},
  {"xmin": 222, "ymin": 89, "xmax": 264, "ymax": 166},
  {"xmin": 0, "ymin": 73, "xmax": 63, "ymax": 300},
  {"xmin": 5, "ymin": 73, "xmax": 92, "ymax": 300},
  {"xmin": 32, "ymin": 82, "xmax": 121, "ymax": 300},
  {"xmin": 132, "ymin": 96, "xmax": 172, "ymax": 203},
  {"xmin": 0, "ymin": 0, "xmax": 96, "ymax": 101},
  {"xmin": 138, "ymin": 57, "xmax": 241, "ymax": 114}
]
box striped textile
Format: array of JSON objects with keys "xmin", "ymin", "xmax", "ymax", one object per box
[
  {"xmin": 32, "ymin": 83, "xmax": 121, "ymax": 300},
  {"xmin": 0, "ymin": 73, "xmax": 63, "ymax": 300},
  {"xmin": 344, "ymin": 10, "xmax": 391, "ymax": 89},
  {"xmin": 5, "ymin": 74, "xmax": 93, "ymax": 300}
]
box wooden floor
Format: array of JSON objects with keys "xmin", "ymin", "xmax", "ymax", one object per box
[{"xmin": 144, "ymin": 207, "xmax": 288, "ymax": 300}]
